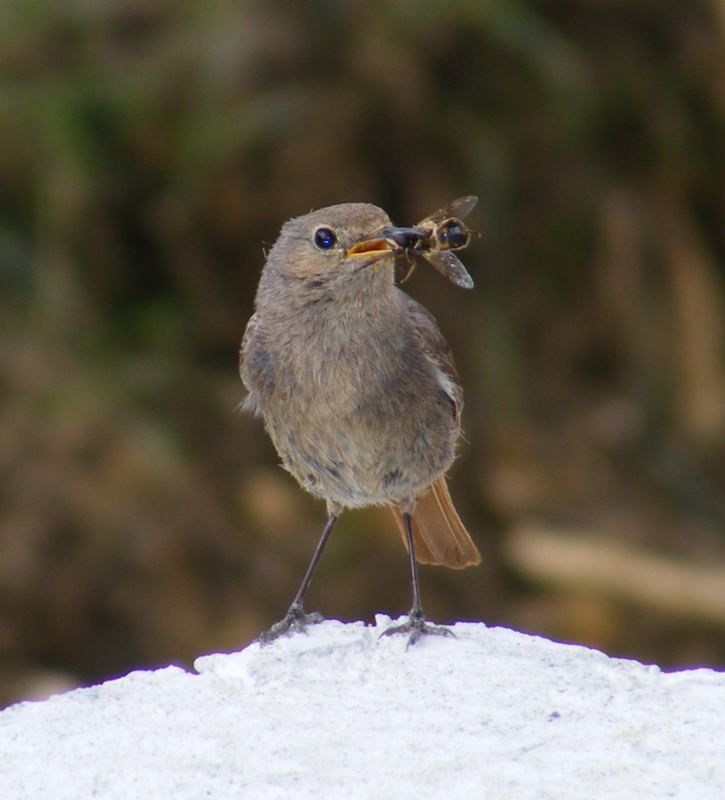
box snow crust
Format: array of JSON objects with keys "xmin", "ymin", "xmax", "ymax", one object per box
[{"xmin": 0, "ymin": 617, "xmax": 724, "ymax": 799}]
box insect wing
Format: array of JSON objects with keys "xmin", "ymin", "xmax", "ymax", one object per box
[
  {"xmin": 416, "ymin": 195, "xmax": 479, "ymax": 227},
  {"xmin": 427, "ymin": 249, "xmax": 474, "ymax": 289},
  {"xmin": 447, "ymin": 195, "xmax": 478, "ymax": 220}
]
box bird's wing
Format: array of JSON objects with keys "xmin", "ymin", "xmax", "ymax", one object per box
[
  {"xmin": 239, "ymin": 311, "xmax": 262, "ymax": 415},
  {"xmin": 400, "ymin": 292, "xmax": 463, "ymax": 422}
]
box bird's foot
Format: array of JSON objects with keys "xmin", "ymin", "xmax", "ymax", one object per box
[
  {"xmin": 380, "ymin": 609, "xmax": 455, "ymax": 648},
  {"xmin": 257, "ymin": 604, "xmax": 324, "ymax": 645}
]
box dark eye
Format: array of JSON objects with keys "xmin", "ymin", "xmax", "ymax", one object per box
[{"xmin": 313, "ymin": 227, "xmax": 337, "ymax": 250}]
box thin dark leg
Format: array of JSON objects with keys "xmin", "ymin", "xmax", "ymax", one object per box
[
  {"xmin": 406, "ymin": 513, "xmax": 423, "ymax": 617},
  {"xmin": 258, "ymin": 514, "xmax": 338, "ymax": 644},
  {"xmin": 381, "ymin": 512, "xmax": 454, "ymax": 647}
]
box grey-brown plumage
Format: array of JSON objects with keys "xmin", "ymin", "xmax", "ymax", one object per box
[{"xmin": 240, "ymin": 202, "xmax": 480, "ymax": 645}]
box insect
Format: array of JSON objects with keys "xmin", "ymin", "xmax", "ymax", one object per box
[{"xmin": 381, "ymin": 195, "xmax": 478, "ymax": 289}]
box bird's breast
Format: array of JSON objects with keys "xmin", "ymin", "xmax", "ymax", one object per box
[{"xmin": 245, "ymin": 303, "xmax": 458, "ymax": 508}]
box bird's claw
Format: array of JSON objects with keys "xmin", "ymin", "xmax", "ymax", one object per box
[
  {"xmin": 380, "ymin": 610, "xmax": 455, "ymax": 648},
  {"xmin": 257, "ymin": 605, "xmax": 324, "ymax": 645}
]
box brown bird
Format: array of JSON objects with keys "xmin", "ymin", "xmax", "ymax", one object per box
[{"xmin": 240, "ymin": 202, "xmax": 481, "ymax": 645}]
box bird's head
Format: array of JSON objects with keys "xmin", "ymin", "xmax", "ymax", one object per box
[{"xmin": 261, "ymin": 203, "xmax": 409, "ymax": 302}]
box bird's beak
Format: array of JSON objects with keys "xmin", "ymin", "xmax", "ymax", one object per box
[{"xmin": 346, "ymin": 225, "xmax": 427, "ymax": 259}]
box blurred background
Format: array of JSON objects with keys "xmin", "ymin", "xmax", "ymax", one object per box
[{"xmin": 1, "ymin": 0, "xmax": 724, "ymax": 706}]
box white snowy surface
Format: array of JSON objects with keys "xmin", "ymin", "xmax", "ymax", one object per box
[{"xmin": 0, "ymin": 617, "xmax": 724, "ymax": 800}]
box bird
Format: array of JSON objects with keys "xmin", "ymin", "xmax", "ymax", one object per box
[{"xmin": 240, "ymin": 202, "xmax": 481, "ymax": 646}]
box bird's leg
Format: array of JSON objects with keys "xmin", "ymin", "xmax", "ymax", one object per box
[
  {"xmin": 258, "ymin": 514, "xmax": 338, "ymax": 644},
  {"xmin": 381, "ymin": 512, "xmax": 454, "ymax": 647}
]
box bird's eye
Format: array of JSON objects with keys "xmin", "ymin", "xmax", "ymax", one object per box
[{"xmin": 313, "ymin": 228, "xmax": 337, "ymax": 250}]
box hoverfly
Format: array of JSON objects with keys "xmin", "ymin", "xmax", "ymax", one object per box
[{"xmin": 381, "ymin": 195, "xmax": 478, "ymax": 289}]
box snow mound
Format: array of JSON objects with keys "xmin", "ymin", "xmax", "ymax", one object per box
[{"xmin": 1, "ymin": 617, "xmax": 724, "ymax": 799}]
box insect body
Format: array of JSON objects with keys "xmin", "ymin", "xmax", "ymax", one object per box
[{"xmin": 382, "ymin": 196, "xmax": 478, "ymax": 289}]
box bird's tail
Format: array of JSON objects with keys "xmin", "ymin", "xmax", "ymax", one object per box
[{"xmin": 389, "ymin": 476, "xmax": 481, "ymax": 569}]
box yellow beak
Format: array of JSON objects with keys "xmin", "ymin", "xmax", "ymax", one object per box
[{"xmin": 345, "ymin": 239, "xmax": 394, "ymax": 258}]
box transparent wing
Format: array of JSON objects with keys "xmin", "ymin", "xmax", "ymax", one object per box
[
  {"xmin": 416, "ymin": 195, "xmax": 479, "ymax": 226},
  {"xmin": 448, "ymin": 195, "xmax": 478, "ymax": 219},
  {"xmin": 425, "ymin": 250, "xmax": 474, "ymax": 289}
]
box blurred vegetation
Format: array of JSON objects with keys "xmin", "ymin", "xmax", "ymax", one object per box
[{"xmin": 1, "ymin": 0, "xmax": 724, "ymax": 705}]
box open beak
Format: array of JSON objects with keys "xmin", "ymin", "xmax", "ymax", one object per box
[
  {"xmin": 346, "ymin": 225, "xmax": 428, "ymax": 260},
  {"xmin": 345, "ymin": 238, "xmax": 395, "ymax": 258}
]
